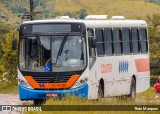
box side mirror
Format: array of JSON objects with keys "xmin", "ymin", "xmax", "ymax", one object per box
[
  {"xmin": 12, "ymin": 28, "xmax": 19, "ymax": 50},
  {"xmin": 12, "ymin": 38, "xmax": 17, "ymax": 50}
]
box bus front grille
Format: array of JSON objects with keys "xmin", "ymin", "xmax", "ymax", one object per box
[{"xmin": 32, "ymin": 75, "xmax": 71, "ymax": 83}]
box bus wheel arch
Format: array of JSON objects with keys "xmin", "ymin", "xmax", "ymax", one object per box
[{"xmin": 98, "ymin": 78, "xmax": 104, "ymax": 98}]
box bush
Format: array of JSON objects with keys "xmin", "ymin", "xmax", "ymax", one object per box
[{"xmin": 0, "ymin": 30, "xmax": 18, "ymax": 81}]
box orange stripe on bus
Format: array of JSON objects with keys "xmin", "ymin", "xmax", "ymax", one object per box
[
  {"xmin": 24, "ymin": 74, "xmax": 80, "ymax": 89},
  {"xmin": 135, "ymin": 58, "xmax": 150, "ymax": 72},
  {"xmin": 25, "ymin": 76, "xmax": 40, "ymax": 88}
]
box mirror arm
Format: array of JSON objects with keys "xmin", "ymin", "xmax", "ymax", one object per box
[{"xmin": 12, "ymin": 28, "xmax": 19, "ymax": 39}]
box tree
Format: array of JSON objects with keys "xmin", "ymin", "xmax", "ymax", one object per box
[
  {"xmin": 78, "ymin": 9, "xmax": 88, "ymax": 19},
  {"xmin": 146, "ymin": 14, "xmax": 160, "ymax": 63},
  {"xmin": 0, "ymin": 30, "xmax": 18, "ymax": 80}
]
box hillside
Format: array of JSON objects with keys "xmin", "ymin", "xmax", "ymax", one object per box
[
  {"xmin": 0, "ymin": 2, "xmax": 19, "ymax": 41},
  {"xmin": 47, "ymin": 0, "xmax": 160, "ymax": 19},
  {"xmin": 0, "ymin": 0, "xmax": 160, "ymax": 39},
  {"xmin": 1, "ymin": 0, "xmax": 160, "ymax": 41},
  {"xmin": 2, "ymin": 0, "xmax": 160, "ymax": 20}
]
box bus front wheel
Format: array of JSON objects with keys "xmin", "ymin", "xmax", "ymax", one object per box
[{"xmin": 33, "ymin": 99, "xmax": 45, "ymax": 105}]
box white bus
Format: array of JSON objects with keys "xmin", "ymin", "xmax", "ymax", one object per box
[{"xmin": 13, "ymin": 15, "xmax": 150, "ymax": 104}]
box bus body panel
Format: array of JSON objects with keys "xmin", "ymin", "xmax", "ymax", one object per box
[
  {"xmin": 88, "ymin": 54, "xmax": 149, "ymax": 98},
  {"xmin": 18, "ymin": 84, "xmax": 88, "ymax": 100}
]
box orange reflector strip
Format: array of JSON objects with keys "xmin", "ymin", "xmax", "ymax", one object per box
[
  {"xmin": 24, "ymin": 74, "xmax": 80, "ymax": 89},
  {"xmin": 135, "ymin": 58, "xmax": 150, "ymax": 72}
]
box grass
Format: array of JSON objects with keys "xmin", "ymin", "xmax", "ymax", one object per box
[
  {"xmin": 0, "ymin": 81, "xmax": 18, "ymax": 94},
  {"xmin": 24, "ymin": 87, "xmax": 160, "ymax": 114},
  {"xmin": 25, "ymin": 111, "xmax": 159, "ymax": 114}
]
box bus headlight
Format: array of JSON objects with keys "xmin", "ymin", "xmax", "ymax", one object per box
[
  {"xmin": 18, "ymin": 78, "xmax": 33, "ymax": 89},
  {"xmin": 72, "ymin": 77, "xmax": 88, "ymax": 89}
]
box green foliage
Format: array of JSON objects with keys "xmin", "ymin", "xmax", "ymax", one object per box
[
  {"xmin": 34, "ymin": 0, "xmax": 46, "ymax": 8},
  {"xmin": 12, "ymin": 7, "xmax": 27, "ymax": 14},
  {"xmin": 0, "ymin": 81, "xmax": 18, "ymax": 93},
  {"xmin": 78, "ymin": 9, "xmax": 88, "ymax": 19},
  {"xmin": 0, "ymin": 30, "xmax": 18, "ymax": 80},
  {"xmin": 150, "ymin": 75, "xmax": 159, "ymax": 80},
  {"xmin": 146, "ymin": 14, "xmax": 160, "ymax": 63},
  {"xmin": 3, "ymin": 0, "xmax": 160, "ymax": 20}
]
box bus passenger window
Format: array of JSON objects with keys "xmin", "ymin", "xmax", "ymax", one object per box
[
  {"xmin": 113, "ymin": 28, "xmax": 122, "ymax": 55},
  {"xmin": 95, "ymin": 29, "xmax": 105, "ymax": 56},
  {"xmin": 104, "ymin": 29, "xmax": 113, "ymax": 55},
  {"xmin": 122, "ymin": 28, "xmax": 131, "ymax": 54},
  {"xmin": 131, "ymin": 28, "xmax": 139, "ymax": 54},
  {"xmin": 139, "ymin": 29, "xmax": 148, "ymax": 53}
]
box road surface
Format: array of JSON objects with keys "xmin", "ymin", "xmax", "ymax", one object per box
[{"xmin": 0, "ymin": 94, "xmax": 31, "ymax": 114}]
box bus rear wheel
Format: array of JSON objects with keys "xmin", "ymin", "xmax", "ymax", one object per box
[
  {"xmin": 33, "ymin": 99, "xmax": 45, "ymax": 105},
  {"xmin": 129, "ymin": 78, "xmax": 136, "ymax": 99},
  {"xmin": 98, "ymin": 80, "xmax": 104, "ymax": 99}
]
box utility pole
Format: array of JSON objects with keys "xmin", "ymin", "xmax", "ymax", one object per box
[
  {"xmin": 30, "ymin": 0, "xmax": 34, "ymax": 20},
  {"xmin": 22, "ymin": 0, "xmax": 41, "ymax": 20}
]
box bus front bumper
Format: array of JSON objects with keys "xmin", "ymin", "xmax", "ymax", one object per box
[{"xmin": 18, "ymin": 84, "xmax": 88, "ymax": 100}]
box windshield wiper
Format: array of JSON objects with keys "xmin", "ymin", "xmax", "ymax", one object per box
[{"xmin": 53, "ymin": 34, "xmax": 68, "ymax": 66}]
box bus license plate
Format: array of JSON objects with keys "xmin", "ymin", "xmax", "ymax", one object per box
[{"xmin": 46, "ymin": 93, "xmax": 58, "ymax": 97}]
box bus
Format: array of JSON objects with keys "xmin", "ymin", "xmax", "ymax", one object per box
[{"xmin": 12, "ymin": 15, "xmax": 150, "ymax": 104}]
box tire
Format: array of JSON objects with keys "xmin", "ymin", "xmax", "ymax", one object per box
[
  {"xmin": 33, "ymin": 99, "xmax": 45, "ymax": 105},
  {"xmin": 129, "ymin": 78, "xmax": 136, "ymax": 99},
  {"xmin": 98, "ymin": 82, "xmax": 104, "ymax": 98}
]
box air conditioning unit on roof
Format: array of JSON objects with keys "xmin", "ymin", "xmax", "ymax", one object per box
[
  {"xmin": 56, "ymin": 16, "xmax": 70, "ymax": 19},
  {"xmin": 85, "ymin": 15, "xmax": 107, "ymax": 20},
  {"xmin": 111, "ymin": 16, "xmax": 125, "ymax": 20}
]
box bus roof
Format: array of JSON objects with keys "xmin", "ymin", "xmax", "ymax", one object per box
[{"xmin": 22, "ymin": 19, "xmax": 147, "ymax": 28}]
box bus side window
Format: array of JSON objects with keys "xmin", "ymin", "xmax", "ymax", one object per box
[
  {"xmin": 104, "ymin": 28, "xmax": 113, "ymax": 55},
  {"xmin": 131, "ymin": 28, "xmax": 139, "ymax": 54},
  {"xmin": 88, "ymin": 29, "xmax": 96, "ymax": 69},
  {"xmin": 113, "ymin": 28, "xmax": 122, "ymax": 55},
  {"xmin": 95, "ymin": 29, "xmax": 105, "ymax": 56},
  {"xmin": 122, "ymin": 28, "xmax": 131, "ymax": 54},
  {"xmin": 139, "ymin": 28, "xmax": 148, "ymax": 53}
]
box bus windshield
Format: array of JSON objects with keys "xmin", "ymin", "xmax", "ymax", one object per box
[{"xmin": 19, "ymin": 35, "xmax": 87, "ymax": 72}]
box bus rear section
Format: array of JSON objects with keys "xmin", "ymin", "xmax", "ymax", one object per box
[{"xmin": 86, "ymin": 18, "xmax": 149, "ymax": 99}]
